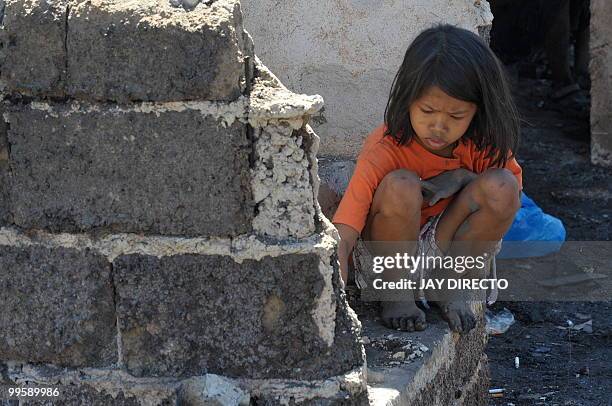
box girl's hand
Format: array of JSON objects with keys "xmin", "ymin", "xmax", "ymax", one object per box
[
  {"xmin": 420, "ymin": 168, "xmax": 476, "ymax": 206},
  {"xmin": 334, "ymin": 223, "xmax": 359, "ymax": 288}
]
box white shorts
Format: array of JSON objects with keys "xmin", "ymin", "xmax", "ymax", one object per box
[{"xmin": 352, "ymin": 210, "xmax": 502, "ymax": 305}]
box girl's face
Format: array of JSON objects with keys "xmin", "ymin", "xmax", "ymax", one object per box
[{"xmin": 408, "ymin": 86, "xmax": 477, "ymax": 156}]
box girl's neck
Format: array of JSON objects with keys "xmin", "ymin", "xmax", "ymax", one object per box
[{"xmin": 414, "ymin": 137, "xmax": 459, "ymax": 158}]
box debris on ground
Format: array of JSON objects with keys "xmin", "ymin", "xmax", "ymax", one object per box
[
  {"xmin": 362, "ymin": 334, "xmax": 429, "ymax": 367},
  {"xmin": 556, "ymin": 319, "xmax": 593, "ymax": 333},
  {"xmin": 485, "ymin": 307, "xmax": 516, "ymax": 335}
]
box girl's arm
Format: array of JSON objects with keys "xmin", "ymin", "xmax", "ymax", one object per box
[
  {"xmin": 335, "ymin": 223, "xmax": 360, "ymax": 287},
  {"xmin": 421, "ymin": 168, "xmax": 476, "ymax": 206}
]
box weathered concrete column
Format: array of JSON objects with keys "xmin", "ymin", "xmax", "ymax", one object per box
[
  {"xmin": 590, "ymin": 0, "xmax": 612, "ymax": 167},
  {"xmin": 0, "ymin": 1, "xmax": 367, "ymax": 404}
]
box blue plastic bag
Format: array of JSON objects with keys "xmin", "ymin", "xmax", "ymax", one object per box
[{"xmin": 498, "ymin": 193, "xmax": 566, "ymax": 259}]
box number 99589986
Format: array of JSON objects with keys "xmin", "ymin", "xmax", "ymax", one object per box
[{"xmin": 6, "ymin": 386, "xmax": 60, "ymax": 398}]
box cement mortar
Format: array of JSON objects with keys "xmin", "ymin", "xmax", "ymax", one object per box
[
  {"xmin": 248, "ymin": 58, "xmax": 323, "ymax": 238},
  {"xmin": 250, "ymin": 124, "xmax": 316, "ymax": 238},
  {"xmin": 3, "ymin": 363, "xmax": 369, "ymax": 405},
  {"xmin": 0, "ymin": 220, "xmax": 337, "ymax": 263},
  {"xmin": 6, "ymin": 364, "xmax": 180, "ymax": 405},
  {"xmin": 301, "ymin": 124, "xmax": 324, "ymax": 223},
  {"xmin": 248, "ymin": 58, "xmax": 323, "ymax": 129},
  {"xmin": 179, "ymin": 374, "xmax": 251, "ymax": 405},
  {"xmin": 243, "ymin": 366, "xmax": 367, "ymax": 405}
]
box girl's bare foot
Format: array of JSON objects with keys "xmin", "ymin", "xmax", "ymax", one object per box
[
  {"xmin": 380, "ymin": 300, "xmax": 427, "ymax": 332},
  {"xmin": 436, "ymin": 300, "xmax": 477, "ymax": 333}
]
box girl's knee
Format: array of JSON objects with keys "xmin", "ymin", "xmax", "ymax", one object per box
[
  {"xmin": 376, "ymin": 169, "xmax": 423, "ymax": 214},
  {"xmin": 475, "ymin": 168, "xmax": 520, "ymax": 218}
]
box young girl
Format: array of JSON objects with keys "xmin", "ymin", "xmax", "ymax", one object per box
[{"xmin": 332, "ymin": 24, "xmax": 523, "ymax": 334}]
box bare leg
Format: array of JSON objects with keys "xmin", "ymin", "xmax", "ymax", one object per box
[
  {"xmin": 362, "ymin": 169, "xmax": 426, "ymax": 332},
  {"xmin": 428, "ymin": 169, "xmax": 521, "ymax": 333}
]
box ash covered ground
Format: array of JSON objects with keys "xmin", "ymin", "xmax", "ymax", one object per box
[{"xmin": 487, "ymin": 64, "xmax": 611, "ymax": 406}]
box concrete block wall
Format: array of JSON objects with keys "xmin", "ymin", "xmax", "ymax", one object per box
[
  {"xmin": 0, "ymin": 1, "xmax": 367, "ymax": 404},
  {"xmin": 590, "ymin": 0, "xmax": 612, "ymax": 167}
]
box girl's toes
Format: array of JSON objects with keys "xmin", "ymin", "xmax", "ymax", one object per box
[
  {"xmin": 415, "ymin": 319, "xmax": 427, "ymax": 331},
  {"xmin": 460, "ymin": 313, "xmax": 476, "ymax": 332},
  {"xmin": 404, "ymin": 318, "xmax": 415, "ymax": 332},
  {"xmin": 399, "ymin": 318, "xmax": 408, "ymax": 331}
]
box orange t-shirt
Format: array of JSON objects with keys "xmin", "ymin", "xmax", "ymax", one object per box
[{"xmin": 332, "ymin": 124, "xmax": 523, "ymax": 234}]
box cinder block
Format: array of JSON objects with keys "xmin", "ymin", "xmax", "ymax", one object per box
[
  {"xmin": 0, "ymin": 0, "xmax": 68, "ymax": 97},
  {"xmin": 66, "ymin": 0, "xmax": 249, "ymax": 102},
  {"xmin": 113, "ymin": 252, "xmax": 363, "ymax": 379},
  {"xmin": 0, "ymin": 0, "xmax": 250, "ymax": 102},
  {"xmin": 0, "ymin": 244, "xmax": 117, "ymax": 367},
  {"xmin": 6, "ymin": 103, "xmax": 253, "ymax": 237}
]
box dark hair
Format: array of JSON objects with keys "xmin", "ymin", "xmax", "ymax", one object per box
[{"xmin": 383, "ymin": 24, "xmax": 520, "ymax": 167}]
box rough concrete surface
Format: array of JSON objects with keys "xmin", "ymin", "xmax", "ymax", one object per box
[
  {"xmin": 0, "ymin": 0, "xmax": 250, "ymax": 102},
  {"xmin": 5, "ymin": 102, "xmax": 253, "ymax": 237},
  {"xmin": 0, "ymin": 244, "xmax": 117, "ymax": 367},
  {"xmin": 113, "ymin": 252, "xmax": 363, "ymax": 380},
  {"xmin": 242, "ymin": 0, "xmax": 493, "ymax": 158},
  {"xmin": 455, "ymin": 355, "xmax": 489, "ymax": 406},
  {"xmin": 590, "ymin": 0, "xmax": 612, "ymax": 167},
  {"xmin": 0, "ymin": 0, "xmax": 68, "ymax": 97},
  {"xmin": 248, "ymin": 58, "xmax": 324, "ymax": 129},
  {"xmin": 67, "ymin": 0, "xmax": 250, "ymax": 102},
  {"xmin": 360, "ymin": 307, "xmax": 488, "ymax": 406},
  {"xmin": 0, "ymin": 110, "xmax": 9, "ymax": 226}
]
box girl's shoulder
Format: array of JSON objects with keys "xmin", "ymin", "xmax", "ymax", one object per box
[
  {"xmin": 357, "ymin": 124, "xmax": 422, "ymax": 174},
  {"xmin": 360, "ymin": 124, "xmax": 388, "ymax": 152},
  {"xmin": 457, "ymin": 137, "xmax": 494, "ymax": 159},
  {"xmin": 360, "ymin": 124, "xmax": 407, "ymax": 157}
]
